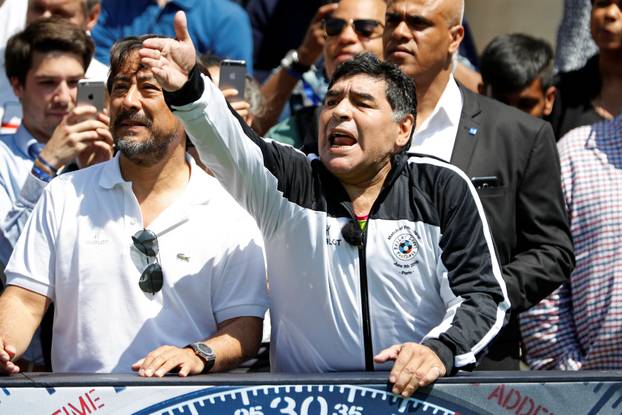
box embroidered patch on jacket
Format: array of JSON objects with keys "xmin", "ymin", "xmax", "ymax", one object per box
[{"xmin": 391, "ymin": 231, "xmax": 419, "ymax": 262}]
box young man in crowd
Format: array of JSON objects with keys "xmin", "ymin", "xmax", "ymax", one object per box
[
  {"xmin": 1, "ymin": 0, "xmax": 108, "ymax": 134},
  {"xmin": 0, "ymin": 35, "xmax": 268, "ymax": 376},
  {"xmin": 479, "ymin": 33, "xmax": 557, "ymax": 119},
  {"xmin": 0, "ymin": 18, "xmax": 111, "ymax": 269}
]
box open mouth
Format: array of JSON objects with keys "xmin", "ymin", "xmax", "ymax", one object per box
[{"xmin": 329, "ymin": 129, "xmax": 357, "ymax": 147}]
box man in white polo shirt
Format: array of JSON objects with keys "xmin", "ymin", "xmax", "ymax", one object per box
[{"xmin": 0, "ymin": 35, "xmax": 268, "ymax": 375}]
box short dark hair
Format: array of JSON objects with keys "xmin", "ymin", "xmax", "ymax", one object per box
[
  {"xmin": 329, "ymin": 52, "xmax": 417, "ymax": 125},
  {"xmin": 5, "ymin": 16, "xmax": 94, "ymax": 85},
  {"xmin": 107, "ymin": 34, "xmax": 164, "ymax": 93},
  {"xmin": 480, "ymin": 33, "xmax": 555, "ymax": 95}
]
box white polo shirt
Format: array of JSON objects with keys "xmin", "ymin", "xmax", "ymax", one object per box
[{"xmin": 5, "ymin": 154, "xmax": 268, "ymax": 373}]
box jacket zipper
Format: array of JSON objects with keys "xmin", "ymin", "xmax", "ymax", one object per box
[{"xmin": 357, "ymin": 230, "xmax": 374, "ymax": 371}]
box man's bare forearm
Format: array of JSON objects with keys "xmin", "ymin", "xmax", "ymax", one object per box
[
  {"xmin": 253, "ymin": 69, "xmax": 300, "ymax": 135},
  {"xmin": 204, "ymin": 316, "xmax": 263, "ymax": 372},
  {"xmin": 0, "ymin": 286, "xmax": 49, "ymax": 358}
]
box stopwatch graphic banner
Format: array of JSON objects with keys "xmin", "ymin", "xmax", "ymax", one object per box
[{"xmin": 1, "ymin": 380, "xmax": 622, "ymax": 414}]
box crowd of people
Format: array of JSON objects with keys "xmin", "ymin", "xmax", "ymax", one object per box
[{"xmin": 0, "ymin": 0, "xmax": 619, "ymax": 396}]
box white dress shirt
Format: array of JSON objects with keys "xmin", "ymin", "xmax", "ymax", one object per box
[{"xmin": 410, "ymin": 76, "xmax": 464, "ymax": 162}]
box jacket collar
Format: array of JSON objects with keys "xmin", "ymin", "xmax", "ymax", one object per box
[{"xmin": 450, "ymin": 83, "xmax": 482, "ymax": 172}]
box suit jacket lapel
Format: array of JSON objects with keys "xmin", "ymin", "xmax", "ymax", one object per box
[{"xmin": 450, "ymin": 84, "xmax": 482, "ymax": 173}]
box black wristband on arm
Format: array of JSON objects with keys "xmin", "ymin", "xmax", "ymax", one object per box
[
  {"xmin": 421, "ymin": 338, "xmax": 455, "ymax": 375},
  {"xmin": 163, "ymin": 64, "xmax": 205, "ymax": 109}
]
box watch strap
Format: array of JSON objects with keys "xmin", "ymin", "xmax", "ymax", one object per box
[
  {"xmin": 187, "ymin": 342, "xmax": 215, "ymax": 373},
  {"xmin": 281, "ymin": 50, "xmax": 311, "ymax": 80}
]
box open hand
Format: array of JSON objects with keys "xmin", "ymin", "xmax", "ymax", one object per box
[{"xmin": 139, "ymin": 11, "xmax": 197, "ymax": 92}]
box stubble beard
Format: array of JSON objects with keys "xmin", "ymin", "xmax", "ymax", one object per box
[
  {"xmin": 114, "ymin": 128, "xmax": 177, "ymax": 167},
  {"xmin": 112, "ymin": 109, "xmax": 177, "ymax": 167}
]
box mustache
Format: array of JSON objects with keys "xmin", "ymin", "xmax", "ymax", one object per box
[{"xmin": 112, "ymin": 110, "xmax": 153, "ymax": 131}]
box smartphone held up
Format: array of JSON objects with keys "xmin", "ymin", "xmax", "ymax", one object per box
[
  {"xmin": 77, "ymin": 79, "xmax": 106, "ymax": 113},
  {"xmin": 218, "ymin": 59, "xmax": 246, "ymax": 102}
]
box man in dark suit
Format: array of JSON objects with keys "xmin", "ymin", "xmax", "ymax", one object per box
[{"xmin": 383, "ymin": 0, "xmax": 575, "ymax": 369}]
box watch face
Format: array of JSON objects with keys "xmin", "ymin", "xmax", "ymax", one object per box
[{"xmin": 193, "ymin": 343, "xmax": 215, "ymax": 360}]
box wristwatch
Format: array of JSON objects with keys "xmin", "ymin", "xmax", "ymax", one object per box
[
  {"xmin": 187, "ymin": 342, "xmax": 216, "ymax": 373},
  {"xmin": 280, "ymin": 49, "xmax": 311, "ymax": 80}
]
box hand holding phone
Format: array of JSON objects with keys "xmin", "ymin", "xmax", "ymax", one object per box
[{"xmin": 218, "ymin": 59, "xmax": 246, "ymax": 102}]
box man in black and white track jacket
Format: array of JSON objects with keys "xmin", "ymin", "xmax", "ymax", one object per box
[{"xmin": 139, "ymin": 12, "xmax": 510, "ymax": 398}]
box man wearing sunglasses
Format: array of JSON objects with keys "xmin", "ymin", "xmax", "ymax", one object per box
[
  {"xmin": 257, "ymin": 0, "xmax": 386, "ymax": 146},
  {"xmin": 137, "ymin": 12, "xmax": 509, "ymax": 397},
  {"xmin": 383, "ymin": 0, "xmax": 574, "ymax": 370},
  {"xmin": 0, "ymin": 35, "xmax": 268, "ymax": 376}
]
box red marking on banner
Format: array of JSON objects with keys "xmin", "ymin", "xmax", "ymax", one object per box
[
  {"xmin": 487, "ymin": 384, "xmax": 554, "ymax": 415},
  {"xmin": 49, "ymin": 389, "xmax": 105, "ymax": 415}
]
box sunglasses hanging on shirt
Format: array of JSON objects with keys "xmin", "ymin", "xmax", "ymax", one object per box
[{"xmin": 131, "ymin": 229, "xmax": 164, "ymax": 294}]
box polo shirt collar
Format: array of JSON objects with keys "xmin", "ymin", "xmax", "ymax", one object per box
[
  {"xmin": 98, "ymin": 152, "xmax": 125, "ymax": 190},
  {"xmin": 98, "ymin": 152, "xmax": 210, "ymax": 206}
]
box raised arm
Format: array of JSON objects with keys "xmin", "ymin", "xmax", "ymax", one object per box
[{"xmin": 140, "ymin": 12, "xmax": 315, "ymax": 240}]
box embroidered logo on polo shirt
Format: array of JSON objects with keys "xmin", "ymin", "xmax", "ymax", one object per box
[
  {"xmin": 177, "ymin": 253, "xmax": 190, "ymax": 262},
  {"xmin": 86, "ymin": 231, "xmax": 109, "ymax": 246}
]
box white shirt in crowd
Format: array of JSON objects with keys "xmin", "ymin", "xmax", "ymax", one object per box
[
  {"xmin": 410, "ymin": 75, "xmax": 464, "ymax": 162},
  {"xmin": 5, "ymin": 154, "xmax": 269, "ymax": 373}
]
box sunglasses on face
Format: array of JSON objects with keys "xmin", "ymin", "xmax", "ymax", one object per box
[
  {"xmin": 132, "ymin": 229, "xmax": 163, "ymax": 294},
  {"xmin": 384, "ymin": 12, "xmax": 432, "ymax": 32},
  {"xmin": 323, "ymin": 17, "xmax": 384, "ymax": 38}
]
